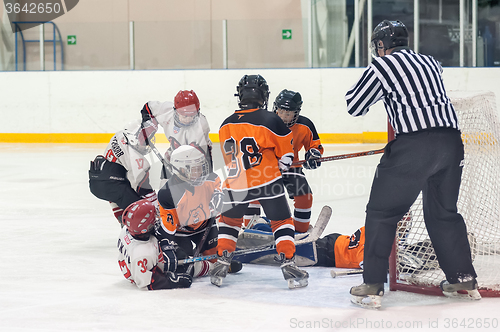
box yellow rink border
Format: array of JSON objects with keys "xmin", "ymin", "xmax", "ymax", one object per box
[{"xmin": 0, "ymin": 132, "xmax": 388, "ymax": 144}]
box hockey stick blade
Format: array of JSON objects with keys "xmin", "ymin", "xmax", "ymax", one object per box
[
  {"xmin": 330, "ymin": 269, "xmax": 363, "ymax": 278},
  {"xmin": 292, "ymin": 148, "xmax": 384, "ymax": 166},
  {"xmin": 296, "ymin": 205, "xmax": 332, "ymax": 245}
]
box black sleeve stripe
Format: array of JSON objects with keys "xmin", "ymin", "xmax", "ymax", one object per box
[
  {"xmin": 296, "ymin": 116, "xmax": 320, "ymax": 141},
  {"xmin": 157, "ymin": 185, "xmax": 175, "ymax": 209}
]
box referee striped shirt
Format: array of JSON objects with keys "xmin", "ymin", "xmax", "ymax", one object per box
[{"xmin": 345, "ymin": 48, "xmax": 459, "ymax": 135}]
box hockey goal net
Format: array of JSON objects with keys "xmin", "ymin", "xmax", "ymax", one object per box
[{"xmin": 389, "ymin": 91, "xmax": 500, "ymax": 297}]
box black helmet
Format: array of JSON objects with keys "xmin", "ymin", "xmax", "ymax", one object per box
[
  {"xmin": 235, "ymin": 74, "xmax": 270, "ymax": 110},
  {"xmin": 272, "ymin": 89, "xmax": 303, "ymax": 127},
  {"xmin": 371, "ymin": 20, "xmax": 409, "ymax": 57}
]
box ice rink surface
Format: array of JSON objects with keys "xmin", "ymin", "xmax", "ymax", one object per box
[{"xmin": 1, "ymin": 143, "xmax": 499, "ymax": 332}]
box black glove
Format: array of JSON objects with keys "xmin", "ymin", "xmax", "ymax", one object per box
[
  {"xmin": 160, "ymin": 239, "xmax": 178, "ymax": 273},
  {"xmin": 303, "ymin": 148, "xmax": 321, "ymax": 170},
  {"xmin": 149, "ymin": 266, "xmax": 192, "ymax": 290},
  {"xmin": 140, "ymin": 103, "xmax": 155, "ymax": 123},
  {"xmin": 166, "ymin": 271, "xmax": 192, "ymax": 288},
  {"xmin": 90, "ymin": 155, "xmax": 107, "ymax": 173},
  {"xmin": 209, "ymin": 191, "xmax": 224, "ymax": 217}
]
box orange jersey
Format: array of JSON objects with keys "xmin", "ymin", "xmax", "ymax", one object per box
[
  {"xmin": 290, "ymin": 115, "xmax": 323, "ymax": 167},
  {"xmin": 334, "ymin": 227, "xmax": 365, "ymax": 269},
  {"xmin": 158, "ymin": 173, "xmax": 221, "ymax": 236},
  {"xmin": 219, "ymin": 108, "xmax": 293, "ymax": 191}
]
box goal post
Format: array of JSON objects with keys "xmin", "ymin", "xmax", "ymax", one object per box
[{"xmin": 389, "ymin": 91, "xmax": 500, "ymax": 297}]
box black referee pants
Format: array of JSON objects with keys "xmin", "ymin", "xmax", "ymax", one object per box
[{"xmin": 363, "ymin": 128, "xmax": 476, "ymax": 284}]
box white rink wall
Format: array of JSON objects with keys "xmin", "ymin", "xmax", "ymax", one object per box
[{"xmin": 0, "ymin": 67, "xmax": 499, "ymax": 135}]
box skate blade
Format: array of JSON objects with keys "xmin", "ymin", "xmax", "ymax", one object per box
[
  {"xmin": 350, "ymin": 295, "xmax": 382, "ymax": 309},
  {"xmin": 442, "ymin": 289, "xmax": 482, "ymax": 300},
  {"xmin": 210, "ymin": 276, "xmax": 224, "ymax": 287},
  {"xmin": 287, "ymin": 278, "xmax": 308, "ymax": 289}
]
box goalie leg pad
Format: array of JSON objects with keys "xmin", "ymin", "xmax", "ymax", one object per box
[{"xmin": 234, "ymin": 241, "xmax": 317, "ymax": 266}]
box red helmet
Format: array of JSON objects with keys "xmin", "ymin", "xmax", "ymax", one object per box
[
  {"xmin": 174, "ymin": 90, "xmax": 200, "ymax": 127},
  {"xmin": 122, "ymin": 199, "xmax": 157, "ymax": 236}
]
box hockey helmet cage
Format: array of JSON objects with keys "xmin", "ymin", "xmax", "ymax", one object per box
[
  {"xmin": 273, "ymin": 89, "xmax": 303, "ymax": 127},
  {"xmin": 170, "ymin": 145, "xmax": 209, "ymax": 186},
  {"xmin": 122, "ymin": 199, "xmax": 157, "ymax": 237},
  {"xmin": 235, "ymin": 74, "xmax": 270, "ymax": 110},
  {"xmin": 370, "ymin": 20, "xmax": 409, "ymax": 58},
  {"xmin": 174, "ymin": 90, "xmax": 200, "ymax": 127},
  {"xmin": 125, "ymin": 121, "xmax": 157, "ymax": 155}
]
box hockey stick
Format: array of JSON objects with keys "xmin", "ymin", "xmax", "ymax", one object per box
[
  {"xmin": 178, "ymin": 205, "xmax": 332, "ymax": 265},
  {"xmin": 147, "ymin": 140, "xmax": 173, "ymax": 172},
  {"xmin": 185, "ymin": 217, "xmax": 216, "ymax": 275},
  {"xmin": 330, "ymin": 269, "xmax": 363, "ymax": 278},
  {"xmin": 292, "ymin": 148, "xmax": 384, "ymax": 166}
]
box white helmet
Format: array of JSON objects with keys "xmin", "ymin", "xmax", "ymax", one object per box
[{"xmin": 170, "ymin": 145, "xmax": 209, "ymax": 186}]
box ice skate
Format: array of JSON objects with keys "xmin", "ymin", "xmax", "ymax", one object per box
[
  {"xmin": 350, "ymin": 283, "xmax": 384, "ymax": 309},
  {"xmin": 275, "ymin": 253, "xmax": 309, "ymax": 289},
  {"xmin": 209, "ymin": 250, "xmax": 234, "ymax": 287},
  {"xmin": 440, "ymin": 277, "xmax": 481, "ymax": 300}
]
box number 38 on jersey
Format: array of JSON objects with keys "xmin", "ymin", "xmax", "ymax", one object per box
[{"xmin": 223, "ymin": 137, "xmax": 262, "ymax": 177}]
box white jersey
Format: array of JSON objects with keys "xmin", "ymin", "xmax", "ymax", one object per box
[
  {"xmin": 117, "ymin": 227, "xmax": 164, "ymax": 289},
  {"xmin": 103, "ymin": 130, "xmax": 151, "ymax": 191},
  {"xmin": 146, "ymin": 101, "xmax": 212, "ymax": 159}
]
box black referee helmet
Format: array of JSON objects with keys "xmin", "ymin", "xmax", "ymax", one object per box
[{"xmin": 370, "ymin": 20, "xmax": 409, "ymax": 57}]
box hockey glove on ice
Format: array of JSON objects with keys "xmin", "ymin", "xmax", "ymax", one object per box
[
  {"xmin": 303, "ymin": 148, "xmax": 321, "ymax": 170},
  {"xmin": 148, "ymin": 267, "xmax": 192, "ymax": 290},
  {"xmin": 166, "ymin": 271, "xmax": 192, "ymax": 288}
]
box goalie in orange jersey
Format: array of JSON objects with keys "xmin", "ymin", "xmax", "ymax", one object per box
[
  {"xmin": 236, "ymin": 218, "xmax": 364, "ymax": 269},
  {"xmin": 211, "ymin": 74, "xmax": 309, "ymax": 289}
]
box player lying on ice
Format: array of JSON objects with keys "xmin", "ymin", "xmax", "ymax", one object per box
[
  {"xmin": 236, "ymin": 218, "xmax": 364, "ymax": 269},
  {"xmin": 155, "ymin": 145, "xmax": 242, "ymax": 279},
  {"xmin": 117, "ymin": 199, "xmax": 193, "ymax": 290},
  {"xmin": 237, "ymin": 218, "xmax": 446, "ymax": 270}
]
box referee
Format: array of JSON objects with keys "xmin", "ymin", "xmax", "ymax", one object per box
[{"xmin": 344, "ymin": 20, "xmax": 479, "ymax": 308}]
